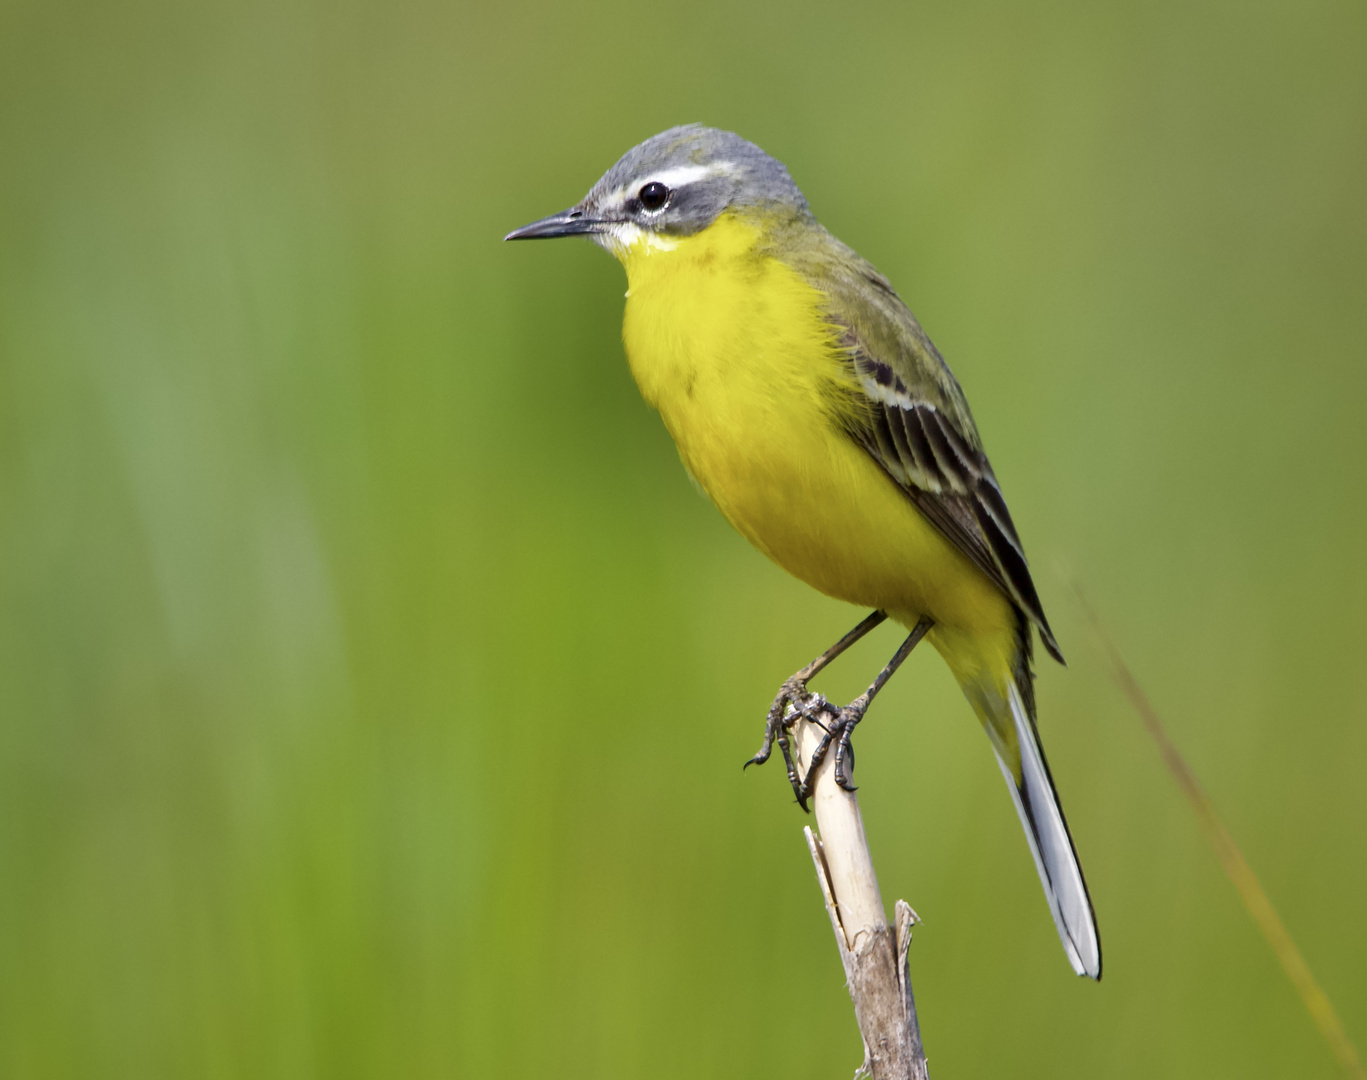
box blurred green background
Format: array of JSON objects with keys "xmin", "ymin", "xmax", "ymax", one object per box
[{"xmin": 1, "ymin": 0, "xmax": 1365, "ymax": 1076}]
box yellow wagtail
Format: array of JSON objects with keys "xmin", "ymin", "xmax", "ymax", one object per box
[{"xmin": 506, "ymin": 125, "xmax": 1101, "ymax": 979}]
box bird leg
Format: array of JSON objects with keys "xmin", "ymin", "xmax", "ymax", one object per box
[
  {"xmin": 745, "ymin": 611, "xmax": 887, "ymax": 803},
  {"xmin": 797, "ymin": 617, "xmax": 934, "ymax": 804},
  {"xmin": 749, "ymin": 612, "xmax": 907, "ymax": 809}
]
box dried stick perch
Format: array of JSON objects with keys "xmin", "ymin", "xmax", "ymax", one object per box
[{"xmin": 795, "ymin": 716, "xmax": 929, "ymax": 1080}]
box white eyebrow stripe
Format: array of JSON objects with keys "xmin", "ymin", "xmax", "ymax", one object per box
[{"xmin": 643, "ymin": 162, "xmax": 731, "ymax": 190}]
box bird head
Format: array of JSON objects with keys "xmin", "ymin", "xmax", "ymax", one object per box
[{"xmin": 505, "ymin": 125, "xmax": 810, "ymax": 256}]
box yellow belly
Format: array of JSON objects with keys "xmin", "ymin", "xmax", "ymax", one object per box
[{"xmin": 615, "ymin": 214, "xmax": 1017, "ymax": 685}]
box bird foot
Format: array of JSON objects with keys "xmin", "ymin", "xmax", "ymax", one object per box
[{"xmin": 745, "ymin": 675, "xmax": 870, "ymax": 811}]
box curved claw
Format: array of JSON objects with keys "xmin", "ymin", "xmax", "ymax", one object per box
[
  {"xmin": 744, "ymin": 742, "xmax": 778, "ymax": 775},
  {"xmin": 744, "ymin": 736, "xmax": 776, "ymax": 770}
]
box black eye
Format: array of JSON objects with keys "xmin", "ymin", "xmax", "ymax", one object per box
[{"xmin": 638, "ymin": 182, "xmax": 670, "ymax": 211}]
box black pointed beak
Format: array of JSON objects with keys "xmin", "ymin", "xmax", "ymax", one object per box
[{"xmin": 504, "ymin": 208, "xmax": 607, "ymax": 241}]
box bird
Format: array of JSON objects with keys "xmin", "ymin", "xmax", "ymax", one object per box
[{"xmin": 505, "ymin": 124, "xmax": 1101, "ymax": 980}]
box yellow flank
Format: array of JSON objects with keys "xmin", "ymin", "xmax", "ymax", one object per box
[{"xmin": 612, "ymin": 211, "xmax": 1019, "ymax": 693}]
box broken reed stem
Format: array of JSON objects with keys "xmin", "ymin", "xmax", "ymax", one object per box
[{"xmin": 795, "ymin": 715, "xmax": 929, "ymax": 1080}]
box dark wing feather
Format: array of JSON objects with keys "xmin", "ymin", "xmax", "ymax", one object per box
[
  {"xmin": 852, "ymin": 356, "xmax": 1064, "ymax": 664},
  {"xmin": 774, "ymin": 227, "xmax": 1064, "ymax": 664}
]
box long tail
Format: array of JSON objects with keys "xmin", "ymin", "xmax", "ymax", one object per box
[{"xmin": 986, "ymin": 668, "xmax": 1102, "ymax": 979}]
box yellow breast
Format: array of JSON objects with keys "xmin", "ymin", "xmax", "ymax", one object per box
[{"xmin": 613, "ymin": 213, "xmax": 1016, "ymax": 682}]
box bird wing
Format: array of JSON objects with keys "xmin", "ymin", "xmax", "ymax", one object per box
[{"xmin": 789, "ymin": 232, "xmax": 1064, "ymax": 664}]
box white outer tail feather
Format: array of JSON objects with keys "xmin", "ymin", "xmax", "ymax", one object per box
[{"xmin": 991, "ymin": 682, "xmax": 1102, "ymax": 979}]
